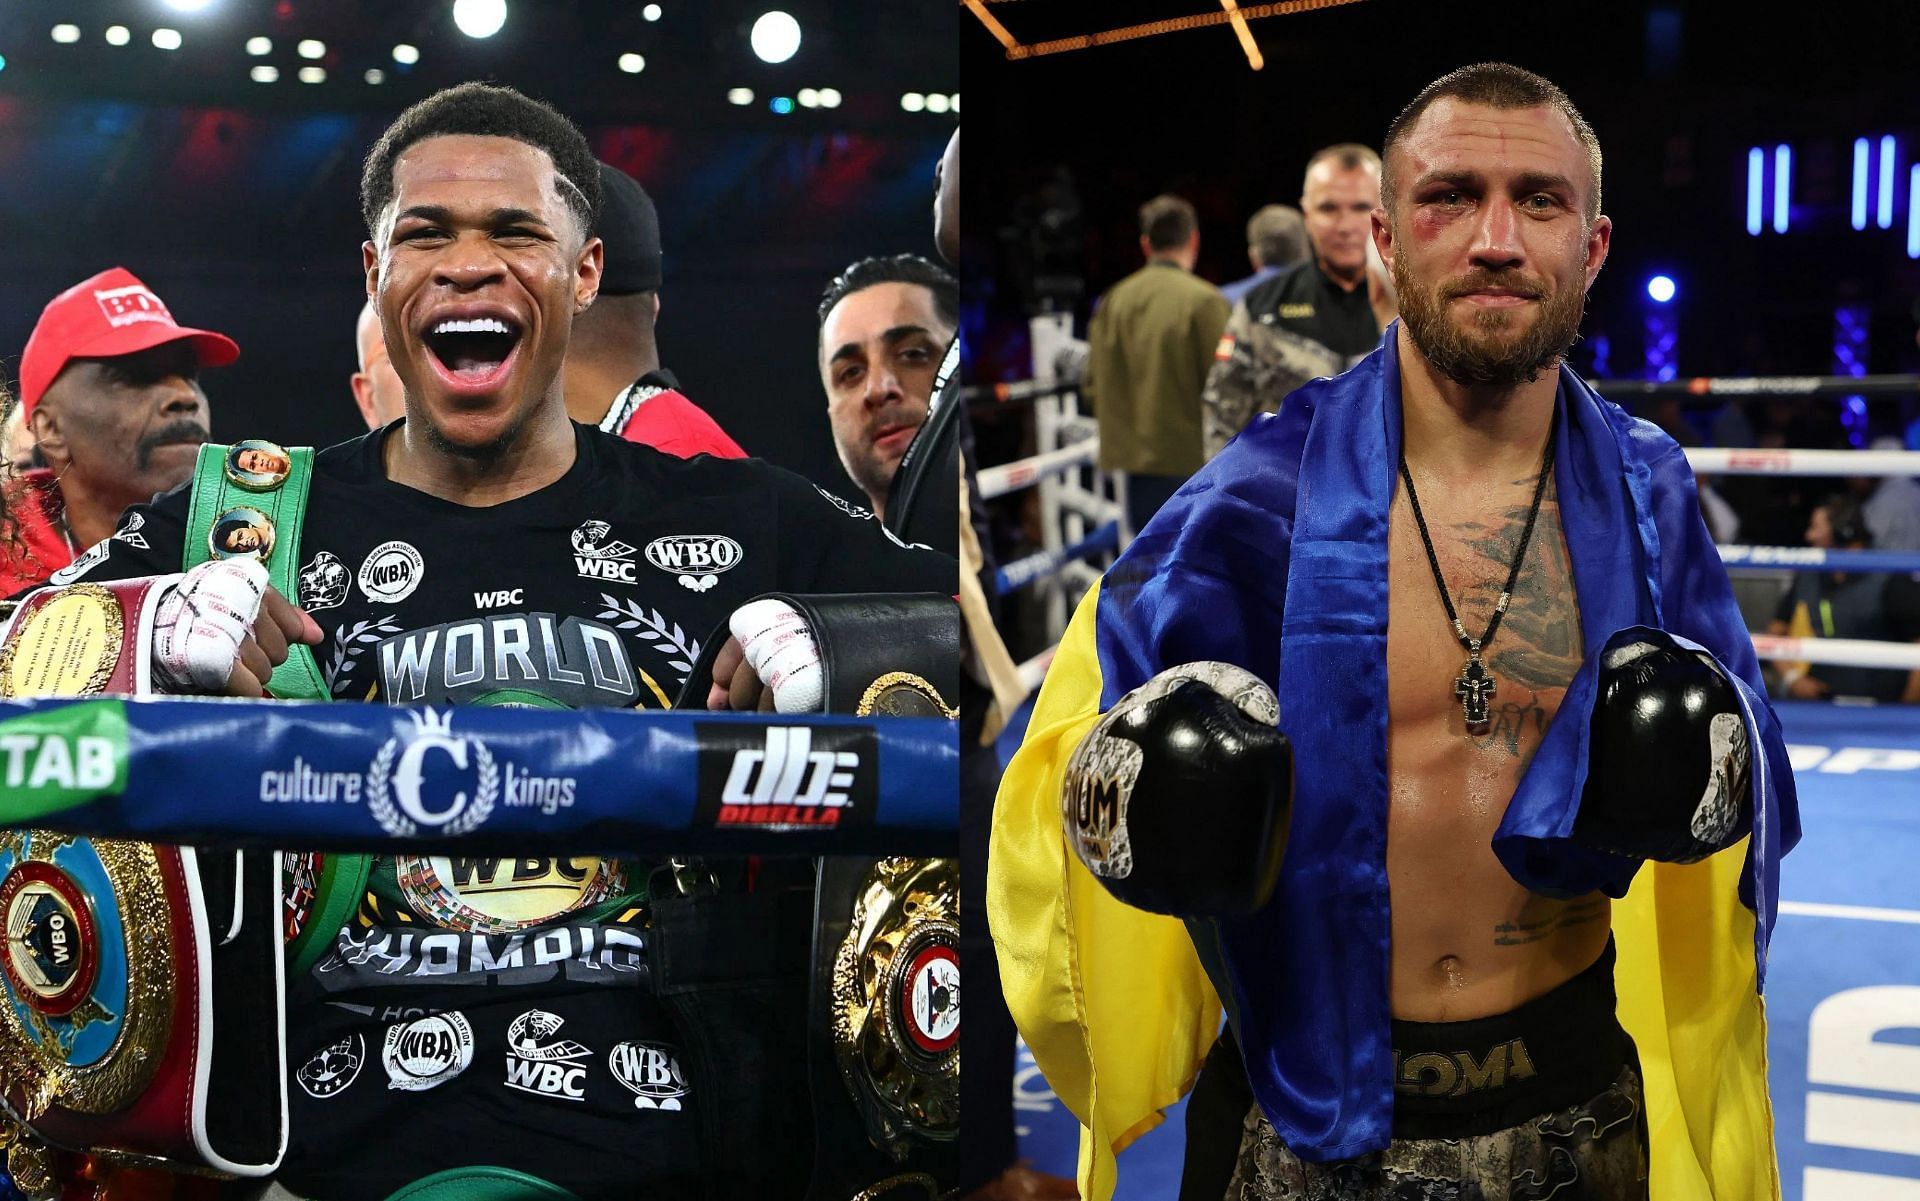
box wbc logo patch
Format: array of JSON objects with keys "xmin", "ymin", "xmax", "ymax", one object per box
[
  {"xmin": 607, "ymin": 1040, "xmax": 688, "ymax": 1111},
  {"xmin": 504, "ymin": 1009, "xmax": 591, "ymax": 1103}
]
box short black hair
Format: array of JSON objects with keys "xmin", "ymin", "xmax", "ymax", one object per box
[
  {"xmin": 817, "ymin": 254, "xmax": 958, "ymax": 331},
  {"xmin": 1382, "ymin": 63, "xmax": 1602, "ymax": 222},
  {"xmin": 360, "ymin": 82, "xmax": 601, "ymax": 240},
  {"xmin": 1138, "ymin": 195, "xmax": 1197, "ymax": 252}
]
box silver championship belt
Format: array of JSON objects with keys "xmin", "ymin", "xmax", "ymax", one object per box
[{"xmin": 0, "ymin": 577, "xmax": 288, "ymax": 1187}]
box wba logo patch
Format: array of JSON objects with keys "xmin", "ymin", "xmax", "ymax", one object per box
[{"xmin": 694, "ymin": 723, "xmax": 877, "ymax": 832}]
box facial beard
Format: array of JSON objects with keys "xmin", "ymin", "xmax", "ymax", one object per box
[
  {"xmin": 417, "ymin": 404, "xmax": 535, "ymax": 465},
  {"xmin": 1395, "ymin": 255, "xmax": 1587, "ymax": 388}
]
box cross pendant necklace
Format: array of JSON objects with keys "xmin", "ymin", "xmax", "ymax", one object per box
[{"xmin": 1399, "ymin": 414, "xmax": 1558, "ymax": 736}]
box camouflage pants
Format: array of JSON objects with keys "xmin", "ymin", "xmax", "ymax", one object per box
[{"xmin": 1224, "ymin": 1065, "xmax": 1649, "ymax": 1201}]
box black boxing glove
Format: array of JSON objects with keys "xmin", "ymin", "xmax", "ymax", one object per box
[
  {"xmin": 1062, "ymin": 662, "xmax": 1291, "ymax": 917},
  {"xmin": 1574, "ymin": 639, "xmax": 1751, "ymax": 864}
]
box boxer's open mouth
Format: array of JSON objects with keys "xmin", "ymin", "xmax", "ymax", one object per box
[{"xmin": 423, "ymin": 315, "xmax": 524, "ymax": 389}]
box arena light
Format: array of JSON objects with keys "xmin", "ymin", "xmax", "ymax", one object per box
[
  {"xmin": 643, "ymin": 3, "xmax": 662, "ymax": 19},
  {"xmin": 727, "ymin": 86, "xmax": 753, "ymax": 105},
  {"xmin": 1645, "ymin": 275, "xmax": 1676, "ymax": 304},
  {"xmin": 297, "ymin": 38, "xmax": 325, "ymax": 59},
  {"xmin": 770, "ymin": 96, "xmax": 794, "ymax": 115},
  {"xmin": 950, "ymin": 93, "xmax": 960, "ymax": 112},
  {"xmin": 1773, "ymin": 144, "xmax": 1790, "ymax": 235},
  {"xmin": 245, "ymin": 35, "xmax": 271, "ymax": 55},
  {"xmin": 1910, "ymin": 165, "xmax": 1920, "ymax": 259},
  {"xmin": 1852, "ymin": 138, "xmax": 1869, "ymax": 231},
  {"xmin": 1878, "ymin": 136, "xmax": 1896, "ymax": 230},
  {"xmin": 925, "ymin": 93, "xmax": 950, "ymax": 114},
  {"xmin": 817, "ymin": 87, "xmax": 840, "ymax": 108},
  {"xmin": 299, "ymin": 65, "xmax": 325, "ymax": 83},
  {"xmin": 152, "ymin": 28, "xmax": 183, "ymax": 50},
  {"xmin": 104, "ymin": 24, "xmax": 131, "ymax": 45},
  {"xmin": 749, "ymin": 11, "xmax": 800, "ymax": 64},
  {"xmin": 453, "ymin": 0, "xmax": 508, "ymax": 40},
  {"xmin": 250, "ymin": 64, "xmax": 278, "ymax": 83},
  {"xmin": 900, "ymin": 92, "xmax": 925, "ymax": 113},
  {"xmin": 618, "ymin": 52, "xmax": 645, "ymax": 73},
  {"xmin": 163, "ymin": 0, "xmax": 214, "ymax": 12},
  {"xmin": 365, "ymin": 68, "xmax": 386, "ymax": 84},
  {"xmin": 51, "ymin": 24, "xmax": 81, "ymax": 43},
  {"xmin": 392, "ymin": 43, "xmax": 419, "ymax": 64},
  {"xmin": 796, "ymin": 88, "xmax": 818, "ymax": 108}
]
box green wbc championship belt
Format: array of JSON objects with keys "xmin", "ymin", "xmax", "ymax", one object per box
[
  {"xmin": 182, "ymin": 439, "xmax": 328, "ymax": 702},
  {"xmin": 183, "ymin": 441, "xmax": 370, "ymax": 977}
]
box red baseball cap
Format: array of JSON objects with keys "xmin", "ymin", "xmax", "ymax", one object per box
[{"xmin": 18, "ymin": 267, "xmax": 240, "ymax": 419}]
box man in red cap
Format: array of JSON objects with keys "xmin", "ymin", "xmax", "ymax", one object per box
[{"xmin": 4, "ymin": 266, "xmax": 238, "ymax": 592}]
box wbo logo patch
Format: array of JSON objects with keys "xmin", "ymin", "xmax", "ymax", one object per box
[{"xmin": 644, "ymin": 535, "xmax": 743, "ymax": 594}]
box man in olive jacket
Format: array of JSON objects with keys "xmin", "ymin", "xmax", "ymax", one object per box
[{"xmin": 1083, "ymin": 193, "xmax": 1231, "ymax": 533}]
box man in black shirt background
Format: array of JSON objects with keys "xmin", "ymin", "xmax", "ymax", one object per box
[{"xmin": 1202, "ymin": 144, "xmax": 1399, "ymax": 457}]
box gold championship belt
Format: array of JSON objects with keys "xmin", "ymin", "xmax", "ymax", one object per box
[
  {"xmin": 830, "ymin": 857, "xmax": 959, "ymax": 1156},
  {"xmin": 0, "ymin": 577, "xmax": 288, "ymax": 1189}
]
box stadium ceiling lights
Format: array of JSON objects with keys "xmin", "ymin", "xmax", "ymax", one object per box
[
  {"xmin": 393, "ymin": 43, "xmax": 420, "ymax": 64},
  {"xmin": 162, "ymin": 0, "xmax": 215, "ymax": 12},
  {"xmin": 151, "ymin": 28, "xmax": 183, "ymax": 50},
  {"xmin": 749, "ymin": 11, "xmax": 800, "ymax": 64},
  {"xmin": 618, "ymin": 52, "xmax": 646, "ymax": 74},
  {"xmin": 51, "ymin": 24, "xmax": 82, "ymax": 43},
  {"xmin": 104, "ymin": 25, "xmax": 132, "ymax": 46},
  {"xmin": 453, "ymin": 0, "xmax": 508, "ymax": 40}
]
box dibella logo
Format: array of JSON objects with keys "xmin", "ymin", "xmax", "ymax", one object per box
[
  {"xmin": 693, "ymin": 723, "xmax": 876, "ymax": 832},
  {"xmin": 0, "ymin": 702, "xmax": 129, "ymax": 823}
]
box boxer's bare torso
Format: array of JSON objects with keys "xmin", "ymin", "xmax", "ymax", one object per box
[{"xmin": 1385, "ymin": 464, "xmax": 1609, "ymax": 1022}]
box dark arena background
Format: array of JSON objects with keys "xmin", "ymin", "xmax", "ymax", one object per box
[
  {"xmin": 0, "ymin": 0, "xmax": 957, "ymax": 501},
  {"xmin": 962, "ymin": 5, "xmax": 1920, "ymax": 1201}
]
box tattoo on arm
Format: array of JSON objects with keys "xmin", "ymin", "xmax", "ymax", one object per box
[{"xmin": 1492, "ymin": 896, "xmax": 1608, "ymax": 946}]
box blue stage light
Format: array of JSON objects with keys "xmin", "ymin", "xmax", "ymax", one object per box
[
  {"xmin": 1646, "ymin": 275, "xmax": 1676, "ymax": 304},
  {"xmin": 769, "ymin": 96, "xmax": 794, "ymax": 115}
]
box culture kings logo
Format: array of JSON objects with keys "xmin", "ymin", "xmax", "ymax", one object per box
[
  {"xmin": 367, "ymin": 709, "xmax": 497, "ymax": 838},
  {"xmin": 693, "ymin": 723, "xmax": 877, "ymax": 832}
]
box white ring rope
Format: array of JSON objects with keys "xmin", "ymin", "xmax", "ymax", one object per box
[
  {"xmin": 1685, "ymin": 447, "xmax": 1920, "ymax": 477},
  {"xmin": 1749, "ymin": 635, "xmax": 1920, "ymax": 672},
  {"xmin": 977, "ymin": 441, "xmax": 1100, "ymax": 500}
]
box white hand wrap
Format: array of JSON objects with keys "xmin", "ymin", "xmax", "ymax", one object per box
[
  {"xmin": 152, "ymin": 559, "xmax": 271, "ymax": 693},
  {"xmin": 729, "ymin": 598, "xmax": 824, "ymax": 714}
]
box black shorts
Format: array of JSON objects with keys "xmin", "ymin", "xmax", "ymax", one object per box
[{"xmin": 1226, "ymin": 941, "xmax": 1650, "ymax": 1200}]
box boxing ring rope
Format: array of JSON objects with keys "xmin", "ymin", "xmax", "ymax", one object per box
[
  {"xmin": 1599, "ymin": 373, "xmax": 1920, "ymax": 400},
  {"xmin": 974, "ymin": 316, "xmax": 1920, "ymax": 688},
  {"xmin": 0, "ymin": 700, "xmax": 956, "ymax": 855}
]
